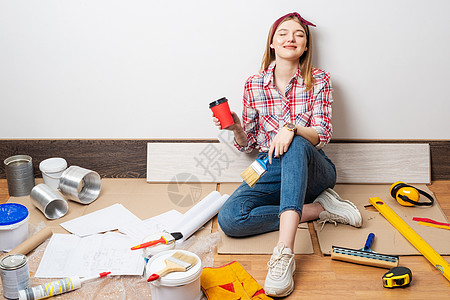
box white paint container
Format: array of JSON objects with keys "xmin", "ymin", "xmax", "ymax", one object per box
[
  {"xmin": 39, "ymin": 158, "xmax": 67, "ymax": 191},
  {"xmin": 0, "ymin": 203, "xmax": 29, "ymax": 252},
  {"xmin": 145, "ymin": 250, "xmax": 202, "ymax": 300}
]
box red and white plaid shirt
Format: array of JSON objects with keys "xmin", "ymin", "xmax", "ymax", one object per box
[{"xmin": 235, "ymin": 64, "xmax": 333, "ymax": 153}]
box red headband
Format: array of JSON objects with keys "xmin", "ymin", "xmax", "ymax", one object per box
[{"xmin": 270, "ymin": 12, "xmax": 316, "ymax": 42}]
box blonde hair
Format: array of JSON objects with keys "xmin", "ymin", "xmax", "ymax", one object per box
[{"xmin": 261, "ymin": 16, "xmax": 314, "ymax": 91}]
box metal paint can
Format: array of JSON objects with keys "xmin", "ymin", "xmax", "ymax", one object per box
[
  {"xmin": 0, "ymin": 254, "xmax": 31, "ymax": 299},
  {"xmin": 30, "ymin": 184, "xmax": 68, "ymax": 219},
  {"xmin": 4, "ymin": 155, "xmax": 35, "ymax": 197},
  {"xmin": 58, "ymin": 166, "xmax": 101, "ymax": 204}
]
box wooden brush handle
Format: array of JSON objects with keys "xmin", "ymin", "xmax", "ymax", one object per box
[
  {"xmin": 147, "ymin": 267, "xmax": 169, "ymax": 282},
  {"xmin": 156, "ymin": 266, "xmax": 172, "ymax": 277},
  {"xmin": 147, "ymin": 262, "xmax": 186, "ymax": 282}
]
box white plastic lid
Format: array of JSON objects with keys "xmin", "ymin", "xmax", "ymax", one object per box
[
  {"xmin": 39, "ymin": 158, "xmax": 68, "ymax": 173},
  {"xmin": 146, "ymin": 250, "xmax": 202, "ymax": 287}
]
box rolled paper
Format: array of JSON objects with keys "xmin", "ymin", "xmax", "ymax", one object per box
[
  {"xmin": 9, "ymin": 227, "xmax": 53, "ymax": 255},
  {"xmin": 177, "ymin": 191, "xmax": 221, "ymax": 223},
  {"xmin": 172, "ymin": 193, "xmax": 229, "ymax": 241}
]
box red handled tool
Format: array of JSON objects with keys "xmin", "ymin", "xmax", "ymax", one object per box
[{"xmin": 130, "ymin": 232, "xmax": 183, "ymax": 250}]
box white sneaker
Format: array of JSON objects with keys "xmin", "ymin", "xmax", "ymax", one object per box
[
  {"xmin": 314, "ymin": 188, "xmax": 362, "ymax": 229},
  {"xmin": 264, "ymin": 243, "xmax": 295, "ymax": 297}
]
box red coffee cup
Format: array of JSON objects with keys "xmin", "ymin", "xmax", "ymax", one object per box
[{"xmin": 209, "ymin": 97, "xmax": 234, "ymax": 129}]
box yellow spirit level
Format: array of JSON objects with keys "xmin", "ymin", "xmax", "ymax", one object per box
[{"xmin": 369, "ymin": 197, "xmax": 450, "ymax": 282}]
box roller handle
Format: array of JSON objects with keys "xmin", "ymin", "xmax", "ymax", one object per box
[
  {"xmin": 363, "ymin": 233, "xmax": 375, "ymax": 252},
  {"xmin": 147, "ymin": 265, "xmax": 172, "ymax": 282}
]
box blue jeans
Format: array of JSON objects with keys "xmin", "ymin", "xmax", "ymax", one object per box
[{"xmin": 218, "ymin": 136, "xmax": 337, "ymax": 237}]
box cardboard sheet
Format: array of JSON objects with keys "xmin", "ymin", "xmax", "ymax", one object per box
[
  {"xmin": 218, "ymin": 227, "xmax": 313, "ymax": 254},
  {"xmin": 8, "ymin": 179, "xmax": 218, "ymax": 239},
  {"xmin": 217, "ymin": 183, "xmax": 313, "ymax": 254},
  {"xmin": 9, "ymin": 180, "xmax": 447, "ymax": 257},
  {"xmin": 314, "ymin": 184, "xmax": 450, "ymax": 255}
]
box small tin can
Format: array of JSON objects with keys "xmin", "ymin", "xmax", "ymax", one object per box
[{"xmin": 0, "ymin": 254, "xmax": 31, "ymax": 299}]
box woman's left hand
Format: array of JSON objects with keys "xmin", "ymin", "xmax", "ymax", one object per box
[{"xmin": 268, "ymin": 127, "xmax": 295, "ymax": 164}]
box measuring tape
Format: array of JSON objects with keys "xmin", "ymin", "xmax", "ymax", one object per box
[
  {"xmin": 382, "ymin": 266, "xmax": 412, "ymax": 288},
  {"xmin": 369, "ymin": 197, "xmax": 450, "ymax": 282}
]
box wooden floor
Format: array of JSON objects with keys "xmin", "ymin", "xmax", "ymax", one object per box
[{"xmin": 1, "ymin": 180, "xmax": 449, "ymax": 299}]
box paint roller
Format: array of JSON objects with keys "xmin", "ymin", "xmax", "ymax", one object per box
[{"xmin": 331, "ymin": 233, "xmax": 399, "ymax": 269}]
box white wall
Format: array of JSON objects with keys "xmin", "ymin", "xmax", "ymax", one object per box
[{"xmin": 1, "ymin": 0, "xmax": 449, "ymax": 139}]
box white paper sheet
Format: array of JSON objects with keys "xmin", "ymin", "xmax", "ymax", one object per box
[
  {"xmin": 118, "ymin": 209, "xmax": 183, "ymax": 241},
  {"xmin": 149, "ymin": 209, "xmax": 183, "ymax": 230},
  {"xmin": 170, "ymin": 192, "xmax": 229, "ymax": 241},
  {"xmin": 60, "ymin": 203, "xmax": 142, "ymax": 236},
  {"xmin": 118, "ymin": 219, "xmax": 164, "ymax": 241},
  {"xmin": 35, "ymin": 233, "xmax": 145, "ymax": 278}
]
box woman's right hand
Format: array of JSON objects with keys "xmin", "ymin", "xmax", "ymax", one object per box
[
  {"xmin": 212, "ymin": 111, "xmax": 242, "ymax": 132},
  {"xmin": 213, "ymin": 111, "xmax": 249, "ymax": 148}
]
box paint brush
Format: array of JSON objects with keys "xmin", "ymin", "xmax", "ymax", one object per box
[
  {"xmin": 130, "ymin": 232, "xmax": 183, "ymax": 250},
  {"xmin": 147, "ymin": 251, "xmax": 198, "ymax": 281},
  {"xmin": 240, "ymin": 156, "xmax": 269, "ymax": 187},
  {"xmin": 331, "ymin": 233, "xmax": 399, "ymax": 269}
]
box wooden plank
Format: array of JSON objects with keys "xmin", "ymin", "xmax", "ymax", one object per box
[
  {"xmin": 325, "ymin": 143, "xmax": 430, "ymax": 184},
  {"xmin": 147, "ymin": 142, "xmax": 258, "ymax": 182},
  {"xmin": 147, "ymin": 143, "xmax": 430, "ymax": 184}
]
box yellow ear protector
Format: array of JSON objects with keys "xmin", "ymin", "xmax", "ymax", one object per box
[{"xmin": 389, "ymin": 181, "xmax": 434, "ymax": 207}]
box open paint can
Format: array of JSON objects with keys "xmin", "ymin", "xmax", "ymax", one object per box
[
  {"xmin": 0, "ymin": 203, "xmax": 29, "ymax": 252},
  {"xmin": 59, "ymin": 166, "xmax": 101, "ymax": 204},
  {"xmin": 39, "ymin": 158, "xmax": 67, "ymax": 191},
  {"xmin": 4, "ymin": 155, "xmax": 35, "ymax": 197},
  {"xmin": 145, "ymin": 250, "xmax": 202, "ymax": 300}
]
